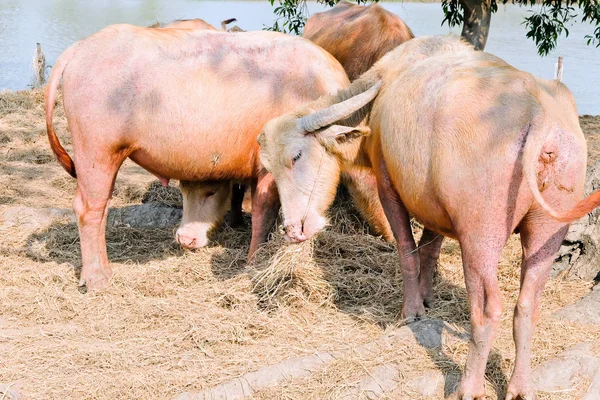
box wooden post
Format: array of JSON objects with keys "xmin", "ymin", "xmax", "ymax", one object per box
[
  {"xmin": 555, "ymin": 56, "xmax": 563, "ymax": 82},
  {"xmin": 32, "ymin": 42, "xmax": 46, "ymax": 88}
]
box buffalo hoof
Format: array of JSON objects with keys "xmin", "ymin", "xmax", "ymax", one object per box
[
  {"xmin": 453, "ymin": 392, "xmax": 486, "ymax": 400},
  {"xmin": 454, "ymin": 379, "xmax": 486, "ymax": 400},
  {"xmin": 79, "ymin": 267, "xmax": 112, "ymax": 292},
  {"xmin": 505, "ymin": 384, "xmax": 536, "ymax": 400},
  {"xmin": 401, "ymin": 297, "xmax": 426, "ymax": 320}
]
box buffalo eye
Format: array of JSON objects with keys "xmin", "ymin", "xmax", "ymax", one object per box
[
  {"xmin": 205, "ymin": 191, "xmax": 216, "ymax": 197},
  {"xmin": 292, "ymin": 151, "xmax": 302, "ymax": 166}
]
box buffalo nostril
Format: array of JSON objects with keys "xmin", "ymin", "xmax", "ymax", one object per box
[
  {"xmin": 282, "ymin": 223, "xmax": 308, "ymax": 243},
  {"xmin": 177, "ymin": 233, "xmax": 198, "ymax": 249}
]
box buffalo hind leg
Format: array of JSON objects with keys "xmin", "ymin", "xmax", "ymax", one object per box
[
  {"xmin": 73, "ymin": 157, "xmax": 124, "ymax": 291},
  {"xmin": 375, "ymin": 158, "xmax": 423, "ymax": 318},
  {"xmin": 418, "ymin": 228, "xmax": 444, "ymax": 308},
  {"xmin": 456, "ymin": 231, "xmax": 506, "ymax": 399},
  {"xmin": 506, "ymin": 216, "xmax": 568, "ymax": 400},
  {"xmin": 247, "ymin": 172, "xmax": 280, "ymax": 260}
]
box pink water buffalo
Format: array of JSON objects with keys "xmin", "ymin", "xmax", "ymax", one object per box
[
  {"xmin": 45, "ymin": 25, "xmax": 350, "ymax": 290},
  {"xmin": 258, "ymin": 35, "xmax": 600, "ymax": 399}
]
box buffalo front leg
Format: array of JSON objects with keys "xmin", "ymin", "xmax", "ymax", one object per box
[
  {"xmin": 418, "ymin": 228, "xmax": 444, "ymax": 308},
  {"xmin": 73, "ymin": 159, "xmax": 123, "ymax": 291},
  {"xmin": 375, "ymin": 159, "xmax": 423, "ymax": 318},
  {"xmin": 248, "ymin": 172, "xmax": 280, "ymax": 259},
  {"xmin": 456, "ymin": 234, "xmax": 506, "ymax": 399},
  {"xmin": 506, "ymin": 219, "xmax": 568, "ymax": 400}
]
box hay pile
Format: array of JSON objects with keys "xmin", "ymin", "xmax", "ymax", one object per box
[
  {"xmin": 250, "ymin": 230, "xmax": 398, "ymax": 315},
  {"xmin": 141, "ymin": 181, "xmax": 183, "ymax": 208},
  {"xmin": 1, "ymin": 89, "xmax": 599, "ymax": 399}
]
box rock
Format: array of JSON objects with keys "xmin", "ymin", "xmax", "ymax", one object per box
[
  {"xmin": 0, "ymin": 206, "xmax": 74, "ymax": 229},
  {"xmin": 407, "ymin": 319, "xmax": 444, "ymax": 349},
  {"xmin": 351, "ymin": 364, "xmax": 400, "ymax": 399},
  {"xmin": 176, "ymin": 352, "xmax": 336, "ymax": 400},
  {"xmin": 0, "ymin": 383, "xmax": 23, "ymax": 400},
  {"xmin": 0, "ymin": 206, "xmax": 74, "ymax": 245},
  {"xmin": 554, "ymin": 284, "xmax": 600, "ymax": 325},
  {"xmin": 553, "ymin": 159, "xmax": 600, "ymax": 280},
  {"xmin": 533, "ymin": 342, "xmax": 600, "ymax": 394},
  {"xmin": 107, "ymin": 203, "xmax": 181, "ymax": 229},
  {"xmin": 583, "ymin": 368, "xmax": 600, "ymax": 400},
  {"xmin": 406, "ymin": 371, "xmax": 444, "ymax": 398},
  {"xmin": 178, "ymin": 319, "xmax": 450, "ymax": 400}
]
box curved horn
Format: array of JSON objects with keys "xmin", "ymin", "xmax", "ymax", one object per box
[{"xmin": 299, "ymin": 80, "xmax": 382, "ymax": 133}]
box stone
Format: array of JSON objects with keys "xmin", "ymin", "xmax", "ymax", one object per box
[
  {"xmin": 0, "ymin": 383, "xmax": 23, "ymax": 400},
  {"xmin": 357, "ymin": 364, "xmax": 400, "ymax": 399},
  {"xmin": 408, "ymin": 319, "xmax": 444, "ymax": 349},
  {"xmin": 554, "ymin": 284, "xmax": 600, "ymax": 325},
  {"xmin": 178, "ymin": 320, "xmax": 449, "ymax": 400},
  {"xmin": 175, "ymin": 352, "xmax": 336, "ymax": 400},
  {"xmin": 533, "ymin": 342, "xmax": 600, "ymax": 394},
  {"xmin": 406, "ymin": 371, "xmax": 444, "ymax": 398},
  {"xmin": 107, "ymin": 203, "xmax": 181, "ymax": 229}
]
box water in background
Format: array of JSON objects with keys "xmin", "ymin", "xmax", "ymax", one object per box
[{"xmin": 0, "ymin": 0, "xmax": 598, "ymax": 114}]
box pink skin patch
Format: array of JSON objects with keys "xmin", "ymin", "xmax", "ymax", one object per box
[{"xmin": 156, "ymin": 176, "xmax": 170, "ymax": 187}]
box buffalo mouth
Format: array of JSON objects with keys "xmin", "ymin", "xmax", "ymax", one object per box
[{"xmin": 283, "ymin": 222, "xmax": 308, "ymax": 243}]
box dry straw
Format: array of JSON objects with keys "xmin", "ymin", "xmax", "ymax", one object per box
[{"xmin": 0, "ymin": 88, "xmax": 598, "ymax": 399}]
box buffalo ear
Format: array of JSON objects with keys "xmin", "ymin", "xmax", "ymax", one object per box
[
  {"xmin": 315, "ymin": 124, "xmax": 371, "ymax": 155},
  {"xmin": 320, "ymin": 124, "xmax": 371, "ymax": 143}
]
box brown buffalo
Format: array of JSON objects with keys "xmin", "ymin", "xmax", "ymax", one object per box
[
  {"xmin": 303, "ymin": 1, "xmax": 414, "ymax": 81},
  {"xmin": 45, "ymin": 26, "xmax": 350, "ymax": 290},
  {"xmin": 258, "ymin": 35, "xmax": 600, "ymax": 399}
]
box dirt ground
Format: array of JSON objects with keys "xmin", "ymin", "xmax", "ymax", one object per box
[{"xmin": 1, "ymin": 89, "xmax": 599, "ymax": 399}]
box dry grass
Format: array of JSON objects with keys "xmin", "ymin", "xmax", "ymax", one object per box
[
  {"xmin": 141, "ymin": 181, "xmax": 183, "ymax": 208},
  {"xmin": 0, "ymin": 89, "xmax": 599, "ymax": 399}
]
